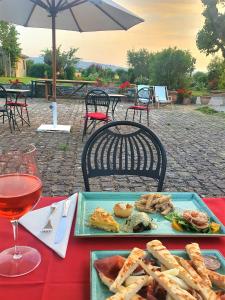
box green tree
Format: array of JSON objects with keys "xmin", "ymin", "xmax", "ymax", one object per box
[
  {"xmin": 42, "ymin": 46, "xmax": 79, "ymax": 79},
  {"xmin": 127, "ymin": 49, "xmax": 152, "ymax": 79},
  {"xmin": 196, "ymin": 0, "xmax": 225, "ymax": 58},
  {"xmin": 0, "ymin": 21, "xmax": 21, "ymax": 69},
  {"xmin": 28, "ymin": 63, "xmax": 51, "ymax": 78},
  {"xmin": 26, "ymin": 59, "xmax": 34, "ymax": 75},
  {"xmin": 207, "ymin": 56, "xmax": 225, "ymax": 89},
  {"xmin": 82, "ymin": 64, "xmax": 115, "ymax": 82},
  {"xmin": 149, "ymin": 47, "xmax": 196, "ymax": 89},
  {"xmin": 115, "ymin": 68, "xmax": 129, "ymax": 83},
  {"xmin": 192, "ymin": 71, "xmax": 208, "ymax": 90}
]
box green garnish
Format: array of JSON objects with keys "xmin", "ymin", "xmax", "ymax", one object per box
[{"xmin": 165, "ymin": 211, "xmax": 211, "ymax": 233}]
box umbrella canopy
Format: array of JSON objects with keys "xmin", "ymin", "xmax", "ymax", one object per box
[
  {"xmin": 0, "ymin": 0, "xmax": 143, "ymax": 32},
  {"xmin": 0, "ymin": 0, "xmax": 143, "ymax": 131}
]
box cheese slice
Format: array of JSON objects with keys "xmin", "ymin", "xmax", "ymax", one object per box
[
  {"xmin": 110, "ymin": 247, "xmax": 145, "ymax": 292},
  {"xmin": 185, "ymin": 243, "xmax": 211, "ymax": 287},
  {"xmin": 107, "ymin": 276, "xmax": 148, "ymax": 300},
  {"xmin": 89, "ymin": 207, "xmax": 120, "ymax": 232},
  {"xmin": 139, "ymin": 260, "xmax": 196, "ymax": 300},
  {"xmin": 147, "ymin": 240, "xmax": 217, "ymax": 300}
]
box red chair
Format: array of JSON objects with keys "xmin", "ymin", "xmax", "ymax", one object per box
[
  {"xmin": 82, "ymin": 89, "xmax": 110, "ymax": 140},
  {"xmin": 7, "ymin": 83, "xmax": 30, "ymax": 126},
  {"xmin": 125, "ymin": 87, "xmax": 154, "ymax": 126}
]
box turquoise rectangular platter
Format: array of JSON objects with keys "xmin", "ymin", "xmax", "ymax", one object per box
[
  {"xmin": 74, "ymin": 192, "xmax": 225, "ymax": 237},
  {"xmin": 91, "ymin": 249, "xmax": 225, "ymax": 300}
]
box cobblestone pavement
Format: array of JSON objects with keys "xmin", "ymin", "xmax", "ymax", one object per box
[{"xmin": 0, "ymin": 98, "xmax": 225, "ymax": 198}]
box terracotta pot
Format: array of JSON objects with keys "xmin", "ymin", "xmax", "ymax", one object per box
[
  {"xmin": 183, "ymin": 98, "xmax": 191, "ymax": 105},
  {"xmin": 200, "ymin": 96, "xmax": 211, "ymax": 105}
]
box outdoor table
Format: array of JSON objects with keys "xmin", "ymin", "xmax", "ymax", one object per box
[
  {"xmin": 5, "ymin": 88, "xmax": 31, "ymax": 126},
  {"xmin": 0, "ymin": 196, "xmax": 224, "ymax": 300},
  {"xmin": 31, "ymin": 79, "xmax": 98, "ymax": 100},
  {"xmin": 108, "ymin": 93, "xmax": 126, "ymax": 119}
]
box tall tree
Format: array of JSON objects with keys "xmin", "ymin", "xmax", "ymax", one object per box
[
  {"xmin": 127, "ymin": 49, "xmax": 152, "ymax": 79},
  {"xmin": 149, "ymin": 47, "xmax": 196, "ymax": 89},
  {"xmin": 42, "ymin": 46, "xmax": 79, "ymax": 78},
  {"xmin": 0, "ymin": 21, "xmax": 21, "ymax": 69},
  {"xmin": 196, "ymin": 0, "xmax": 225, "ymax": 58}
]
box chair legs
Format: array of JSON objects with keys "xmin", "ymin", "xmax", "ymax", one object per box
[
  {"xmin": 147, "ymin": 109, "xmax": 150, "ymax": 126},
  {"xmin": 14, "ymin": 105, "xmax": 30, "ymax": 126},
  {"xmin": 7, "ymin": 111, "xmax": 13, "ymax": 133},
  {"xmin": 125, "ymin": 108, "xmax": 128, "ymax": 120},
  {"xmin": 125, "ymin": 108, "xmax": 150, "ymax": 126},
  {"xmin": 82, "ymin": 117, "xmax": 88, "ymax": 141},
  {"xmin": 82, "ymin": 117, "xmax": 108, "ymax": 141},
  {"xmin": 1, "ymin": 110, "xmax": 16, "ymax": 133}
]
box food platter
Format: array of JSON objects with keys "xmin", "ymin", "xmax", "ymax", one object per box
[
  {"xmin": 91, "ymin": 249, "xmax": 225, "ymax": 300},
  {"xmin": 74, "ymin": 192, "xmax": 225, "ymax": 237}
]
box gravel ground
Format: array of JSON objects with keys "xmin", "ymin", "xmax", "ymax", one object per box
[{"xmin": 0, "ymin": 97, "xmax": 225, "ymax": 198}]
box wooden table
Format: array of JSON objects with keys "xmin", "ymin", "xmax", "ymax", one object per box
[{"xmin": 31, "ymin": 79, "xmax": 97, "ymax": 100}]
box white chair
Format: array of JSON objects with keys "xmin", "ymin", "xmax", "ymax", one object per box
[{"xmin": 154, "ymin": 86, "xmax": 173, "ymax": 108}]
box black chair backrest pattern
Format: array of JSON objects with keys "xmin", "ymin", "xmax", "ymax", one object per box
[
  {"xmin": 137, "ymin": 87, "xmax": 154, "ymax": 104},
  {"xmin": 82, "ymin": 120, "xmax": 167, "ymax": 192},
  {"xmin": 85, "ymin": 89, "xmax": 110, "ymax": 114}
]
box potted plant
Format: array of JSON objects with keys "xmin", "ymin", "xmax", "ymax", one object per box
[
  {"xmin": 200, "ymin": 91, "xmax": 211, "ymax": 105},
  {"xmin": 176, "ymin": 88, "xmax": 192, "ymax": 104}
]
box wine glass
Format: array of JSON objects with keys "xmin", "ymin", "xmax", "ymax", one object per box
[{"xmin": 0, "ymin": 144, "xmax": 42, "ymax": 277}]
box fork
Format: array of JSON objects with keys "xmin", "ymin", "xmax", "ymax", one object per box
[{"xmin": 41, "ymin": 203, "xmax": 57, "ymax": 232}]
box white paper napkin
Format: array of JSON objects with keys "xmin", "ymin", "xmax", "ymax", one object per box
[{"xmin": 19, "ymin": 193, "xmax": 77, "ymax": 258}]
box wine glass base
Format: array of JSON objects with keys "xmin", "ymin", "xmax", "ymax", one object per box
[{"xmin": 0, "ymin": 246, "xmax": 41, "ymax": 277}]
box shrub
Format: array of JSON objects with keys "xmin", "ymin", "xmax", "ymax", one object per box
[
  {"xmin": 64, "ymin": 66, "xmax": 75, "ymax": 80},
  {"xmin": 28, "ymin": 63, "xmax": 51, "ymax": 78}
]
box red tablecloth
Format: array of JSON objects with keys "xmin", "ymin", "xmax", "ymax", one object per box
[{"xmin": 0, "ymin": 197, "xmax": 224, "ymax": 300}]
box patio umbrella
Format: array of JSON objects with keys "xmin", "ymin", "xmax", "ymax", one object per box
[{"xmin": 0, "ymin": 0, "xmax": 144, "ymax": 132}]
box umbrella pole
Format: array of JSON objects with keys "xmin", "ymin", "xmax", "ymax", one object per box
[
  {"xmin": 51, "ymin": 11, "xmax": 57, "ymax": 128},
  {"xmin": 37, "ymin": 7, "xmax": 71, "ymax": 132}
]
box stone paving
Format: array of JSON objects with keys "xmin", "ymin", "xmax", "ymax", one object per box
[{"xmin": 0, "ymin": 97, "xmax": 225, "ymax": 198}]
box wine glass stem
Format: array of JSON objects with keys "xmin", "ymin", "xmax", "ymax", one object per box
[{"xmin": 11, "ymin": 220, "xmax": 22, "ymax": 260}]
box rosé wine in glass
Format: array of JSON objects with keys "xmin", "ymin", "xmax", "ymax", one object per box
[
  {"xmin": 0, "ymin": 174, "xmax": 42, "ymax": 220},
  {"xmin": 0, "ymin": 145, "xmax": 42, "ymax": 277}
]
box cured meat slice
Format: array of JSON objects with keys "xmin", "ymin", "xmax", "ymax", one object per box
[
  {"xmin": 203, "ymin": 256, "xmax": 221, "ymax": 271},
  {"xmin": 94, "ymin": 255, "xmax": 125, "ymax": 279}
]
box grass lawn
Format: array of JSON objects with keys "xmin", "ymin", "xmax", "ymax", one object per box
[
  {"xmin": 0, "ymin": 76, "xmax": 38, "ymax": 84},
  {"xmin": 196, "ymin": 106, "xmax": 225, "ymax": 118}
]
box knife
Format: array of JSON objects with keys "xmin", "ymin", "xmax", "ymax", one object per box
[{"xmin": 54, "ymin": 198, "xmax": 71, "ymax": 244}]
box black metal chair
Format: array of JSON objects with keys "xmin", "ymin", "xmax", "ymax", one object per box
[
  {"xmin": 7, "ymin": 82, "xmax": 30, "ymax": 126},
  {"xmin": 82, "ymin": 89, "xmax": 110, "ymax": 140},
  {"xmin": 82, "ymin": 120, "xmax": 167, "ymax": 191},
  {"xmin": 0, "ymin": 85, "xmax": 16, "ymax": 133},
  {"xmin": 125, "ymin": 87, "xmax": 154, "ymax": 126}
]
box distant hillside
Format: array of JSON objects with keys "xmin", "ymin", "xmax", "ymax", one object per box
[
  {"xmin": 76, "ymin": 60, "xmax": 127, "ymax": 71},
  {"xmin": 28, "ymin": 56, "xmax": 127, "ymax": 71}
]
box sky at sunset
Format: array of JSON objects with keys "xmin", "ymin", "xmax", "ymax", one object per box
[{"xmin": 16, "ymin": 0, "xmax": 213, "ymax": 71}]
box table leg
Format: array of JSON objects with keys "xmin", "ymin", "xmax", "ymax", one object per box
[
  {"xmin": 45, "ymin": 81, "xmax": 48, "ymax": 100},
  {"xmin": 111, "ymin": 97, "xmax": 121, "ymax": 120}
]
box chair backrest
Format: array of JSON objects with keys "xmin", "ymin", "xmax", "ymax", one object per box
[
  {"xmin": 154, "ymin": 86, "xmax": 169, "ymax": 102},
  {"xmin": 137, "ymin": 86, "xmax": 153, "ymax": 104},
  {"xmin": 85, "ymin": 89, "xmax": 110, "ymax": 114},
  {"xmin": 0, "ymin": 85, "xmax": 8, "ymax": 106},
  {"xmin": 82, "ymin": 120, "xmax": 167, "ymax": 192}
]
